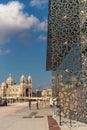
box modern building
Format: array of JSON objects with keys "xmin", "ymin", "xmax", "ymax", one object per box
[
  {"xmin": 46, "ymin": 0, "xmax": 87, "ymax": 123},
  {"xmin": 0, "ymin": 74, "xmax": 32, "ymax": 100}
]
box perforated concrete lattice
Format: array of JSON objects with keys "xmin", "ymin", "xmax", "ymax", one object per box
[{"xmin": 46, "ymin": 0, "xmax": 87, "ymax": 124}]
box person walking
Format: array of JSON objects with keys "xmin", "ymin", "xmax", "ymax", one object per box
[
  {"xmin": 42, "ymin": 100, "xmax": 46, "ymax": 108},
  {"xmin": 29, "ymin": 100, "xmax": 31, "ymax": 110},
  {"xmin": 36, "ymin": 99, "xmax": 39, "ymax": 109}
]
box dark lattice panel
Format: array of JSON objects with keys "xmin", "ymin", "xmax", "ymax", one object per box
[
  {"xmin": 80, "ymin": 0, "xmax": 87, "ymax": 83},
  {"xmin": 46, "ymin": 0, "xmax": 80, "ymax": 71},
  {"xmin": 47, "ymin": 0, "xmax": 87, "ymax": 124},
  {"xmin": 52, "ymin": 71, "xmax": 58, "ymax": 97}
]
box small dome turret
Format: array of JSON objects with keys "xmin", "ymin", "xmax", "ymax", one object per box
[
  {"xmin": 27, "ymin": 76, "xmax": 32, "ymax": 83},
  {"xmin": 1, "ymin": 82, "xmax": 6, "ymax": 88},
  {"xmin": 20, "ymin": 75, "xmax": 26, "ymax": 83}
]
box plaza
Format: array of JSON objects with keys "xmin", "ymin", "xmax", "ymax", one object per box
[{"xmin": 0, "ymin": 102, "xmax": 87, "ymax": 130}]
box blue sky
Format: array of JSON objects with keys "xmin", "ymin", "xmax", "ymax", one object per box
[{"xmin": 0, "ymin": 0, "xmax": 51, "ymax": 90}]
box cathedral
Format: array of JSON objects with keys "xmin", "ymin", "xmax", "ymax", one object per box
[{"xmin": 0, "ymin": 74, "xmax": 32, "ymax": 99}]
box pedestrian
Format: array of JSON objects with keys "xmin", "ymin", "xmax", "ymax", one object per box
[
  {"xmin": 42, "ymin": 100, "xmax": 46, "ymax": 108},
  {"xmin": 36, "ymin": 99, "xmax": 39, "ymax": 109},
  {"xmin": 29, "ymin": 100, "xmax": 31, "ymax": 110}
]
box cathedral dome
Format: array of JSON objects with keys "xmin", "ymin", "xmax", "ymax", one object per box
[
  {"xmin": 20, "ymin": 75, "xmax": 26, "ymax": 83},
  {"xmin": 6, "ymin": 74, "xmax": 14, "ymax": 85}
]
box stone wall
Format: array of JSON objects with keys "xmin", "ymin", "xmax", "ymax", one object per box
[{"xmin": 59, "ymin": 85, "xmax": 87, "ymax": 123}]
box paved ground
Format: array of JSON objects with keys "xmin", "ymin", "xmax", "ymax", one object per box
[
  {"xmin": 0, "ymin": 102, "xmax": 87, "ymax": 130},
  {"xmin": 0, "ymin": 102, "xmax": 58, "ymax": 130},
  {"xmin": 56, "ymin": 113, "xmax": 87, "ymax": 130}
]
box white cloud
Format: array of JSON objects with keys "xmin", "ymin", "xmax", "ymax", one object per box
[
  {"xmin": 0, "ymin": 49, "xmax": 10, "ymax": 55},
  {"xmin": 0, "ymin": 1, "xmax": 47, "ymax": 44},
  {"xmin": 38, "ymin": 20, "xmax": 47, "ymax": 32},
  {"xmin": 38, "ymin": 35, "xmax": 47, "ymax": 41},
  {"xmin": 30, "ymin": 0, "xmax": 48, "ymax": 8}
]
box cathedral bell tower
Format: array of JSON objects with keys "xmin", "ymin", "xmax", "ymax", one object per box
[
  {"xmin": 27, "ymin": 76, "xmax": 32, "ymax": 98},
  {"xmin": 20, "ymin": 75, "xmax": 26, "ymax": 97}
]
